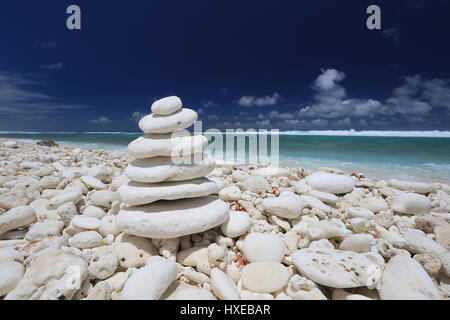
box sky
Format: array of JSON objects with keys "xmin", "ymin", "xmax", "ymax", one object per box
[{"xmin": 0, "ymin": 0, "xmax": 450, "ymax": 132}]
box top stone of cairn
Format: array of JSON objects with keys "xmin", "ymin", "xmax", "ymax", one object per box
[{"xmin": 151, "ymin": 96, "xmax": 182, "ymax": 116}]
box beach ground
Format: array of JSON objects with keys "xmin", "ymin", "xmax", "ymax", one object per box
[{"xmin": 0, "ymin": 139, "xmax": 449, "ymax": 300}]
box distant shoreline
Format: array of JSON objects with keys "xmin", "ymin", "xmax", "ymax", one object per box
[{"xmin": 1, "ymin": 130, "xmax": 450, "ymax": 138}]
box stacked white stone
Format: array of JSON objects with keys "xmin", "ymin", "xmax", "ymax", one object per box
[{"xmin": 116, "ymin": 96, "xmax": 229, "ymax": 239}]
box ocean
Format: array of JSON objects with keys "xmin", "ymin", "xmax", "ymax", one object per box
[{"xmin": 1, "ymin": 131, "xmax": 450, "ymax": 184}]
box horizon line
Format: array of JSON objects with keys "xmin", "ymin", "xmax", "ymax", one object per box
[{"xmin": 1, "ymin": 129, "xmax": 450, "ymax": 138}]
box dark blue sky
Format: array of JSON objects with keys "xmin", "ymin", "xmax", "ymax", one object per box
[{"xmin": 1, "ymin": 0, "xmax": 449, "ymax": 132}]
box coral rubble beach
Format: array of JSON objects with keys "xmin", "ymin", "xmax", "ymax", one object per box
[{"xmin": 0, "ymin": 99, "xmax": 450, "ymax": 300}]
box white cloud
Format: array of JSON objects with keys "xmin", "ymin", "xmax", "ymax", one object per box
[
  {"xmin": 421, "ymin": 78, "xmax": 450, "ymax": 109},
  {"xmin": 204, "ymin": 101, "xmax": 218, "ymax": 108},
  {"xmin": 207, "ymin": 114, "xmax": 219, "ymax": 120},
  {"xmin": 130, "ymin": 111, "xmax": 146, "ymax": 122},
  {"xmin": 238, "ymin": 93, "xmax": 280, "ymax": 107},
  {"xmin": 269, "ymin": 110, "xmax": 294, "ymax": 119},
  {"xmin": 0, "ymin": 71, "xmax": 88, "ymax": 118},
  {"xmin": 230, "ymin": 69, "xmax": 450, "ymax": 129},
  {"xmin": 257, "ymin": 119, "xmax": 270, "ymax": 126},
  {"xmin": 44, "ymin": 62, "xmax": 65, "ymax": 71},
  {"xmin": 314, "ymin": 69, "xmax": 346, "ymax": 91},
  {"xmin": 298, "ymin": 68, "xmax": 450, "ymax": 122},
  {"xmin": 335, "ymin": 117, "xmax": 352, "ymax": 126},
  {"xmin": 284, "ymin": 119, "xmax": 307, "ymax": 126},
  {"xmin": 311, "ymin": 119, "xmax": 329, "ymax": 127},
  {"xmin": 358, "ymin": 119, "xmax": 368, "ymax": 126},
  {"xmin": 386, "ymin": 75, "xmax": 431, "ymax": 116},
  {"xmin": 91, "ymin": 116, "xmax": 111, "ymax": 124},
  {"xmin": 372, "ymin": 118, "xmax": 390, "ymax": 127},
  {"xmin": 299, "ymin": 68, "xmax": 390, "ymax": 119}
]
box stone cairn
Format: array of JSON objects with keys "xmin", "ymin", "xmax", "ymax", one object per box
[{"xmin": 116, "ymin": 96, "xmax": 229, "ymax": 239}]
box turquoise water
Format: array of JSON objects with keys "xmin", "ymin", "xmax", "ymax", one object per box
[{"xmin": 1, "ymin": 132, "xmax": 450, "ymax": 183}]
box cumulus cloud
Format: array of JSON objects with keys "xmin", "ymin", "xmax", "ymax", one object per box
[
  {"xmin": 257, "ymin": 119, "xmax": 270, "ymax": 126},
  {"xmin": 203, "ymin": 101, "xmax": 218, "ymax": 108},
  {"xmin": 238, "ymin": 93, "xmax": 280, "ymax": 107},
  {"xmin": 0, "ymin": 71, "xmax": 88, "ymax": 118},
  {"xmin": 43, "ymin": 62, "xmax": 65, "ymax": 71},
  {"xmin": 298, "ymin": 68, "xmax": 450, "ymax": 125},
  {"xmin": 269, "ymin": 110, "xmax": 294, "ymax": 119},
  {"xmin": 225, "ymin": 69, "xmax": 450, "ymax": 130},
  {"xmin": 91, "ymin": 116, "xmax": 111, "ymax": 124},
  {"xmin": 284, "ymin": 119, "xmax": 307, "ymax": 126},
  {"xmin": 311, "ymin": 119, "xmax": 329, "ymax": 127},
  {"xmin": 386, "ymin": 75, "xmax": 431, "ymax": 116},
  {"xmin": 314, "ymin": 69, "xmax": 346, "ymax": 91},
  {"xmin": 421, "ymin": 78, "xmax": 450, "ymax": 109},
  {"xmin": 130, "ymin": 111, "xmax": 146, "ymax": 122},
  {"xmin": 299, "ymin": 68, "xmax": 390, "ymax": 119},
  {"xmin": 358, "ymin": 119, "xmax": 368, "ymax": 126}
]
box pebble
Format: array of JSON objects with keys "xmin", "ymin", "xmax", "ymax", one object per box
[
  {"xmin": 177, "ymin": 246, "xmax": 209, "ymax": 267},
  {"xmin": 292, "ymin": 248, "xmax": 384, "ymax": 288},
  {"xmin": 243, "ymin": 232, "xmax": 286, "ymax": 263},
  {"xmin": 0, "ymin": 248, "xmax": 24, "ymax": 263},
  {"xmin": 261, "ymin": 194, "xmax": 304, "ymax": 219},
  {"xmin": 339, "ymin": 234, "xmax": 374, "ymax": 253},
  {"xmin": 392, "ymin": 192, "xmax": 432, "ymax": 215},
  {"xmin": 82, "ymin": 206, "xmax": 106, "ymax": 219},
  {"xmin": 218, "ymin": 186, "xmax": 242, "ymax": 201},
  {"xmin": 47, "ymin": 187, "xmax": 82, "ymax": 210},
  {"xmin": 128, "ymin": 132, "xmax": 207, "ymax": 159},
  {"xmin": 210, "ymin": 268, "xmax": 240, "ymax": 300},
  {"xmin": 99, "ymin": 215, "xmax": 120, "ymax": 237},
  {"xmin": 116, "ymin": 196, "xmax": 229, "ymax": 239},
  {"xmin": 0, "ymin": 261, "xmax": 24, "ymax": 296},
  {"xmin": 347, "ymin": 207, "xmax": 374, "ymax": 218},
  {"xmin": 69, "ymin": 231, "xmax": 104, "ymax": 249},
  {"xmin": 121, "ymin": 260, "xmax": 178, "ymax": 300},
  {"xmin": 139, "ymin": 108, "xmax": 198, "ymax": 133},
  {"xmin": 5, "ymin": 248, "xmax": 87, "ymax": 300},
  {"xmin": 241, "ymin": 262, "xmax": 289, "ymax": 293},
  {"xmin": 72, "ymin": 216, "xmax": 101, "ymax": 230},
  {"xmin": 359, "ymin": 197, "xmax": 388, "ymax": 213},
  {"xmin": 89, "ymin": 190, "xmax": 119, "ymax": 209},
  {"xmin": 80, "ymin": 176, "xmax": 107, "ymax": 190},
  {"xmin": 169, "ymin": 287, "xmax": 216, "ymax": 300},
  {"xmin": 221, "ymin": 211, "xmax": 251, "ymax": 238},
  {"xmin": 388, "ymin": 179, "xmax": 433, "ymax": 194},
  {"xmin": 379, "ymin": 254, "xmax": 442, "ymax": 300},
  {"xmin": 0, "ymin": 205, "xmax": 36, "ymax": 236},
  {"xmin": 88, "ymin": 246, "xmax": 118, "ymax": 280},
  {"xmin": 25, "ymin": 220, "xmax": 64, "ymax": 242},
  {"xmin": 305, "ymin": 172, "xmax": 354, "ymax": 194},
  {"xmin": 118, "ymin": 178, "xmax": 218, "ymax": 206},
  {"xmin": 151, "ymin": 96, "xmax": 182, "ymax": 115},
  {"xmin": 125, "ymin": 154, "xmax": 215, "ymax": 183}
]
